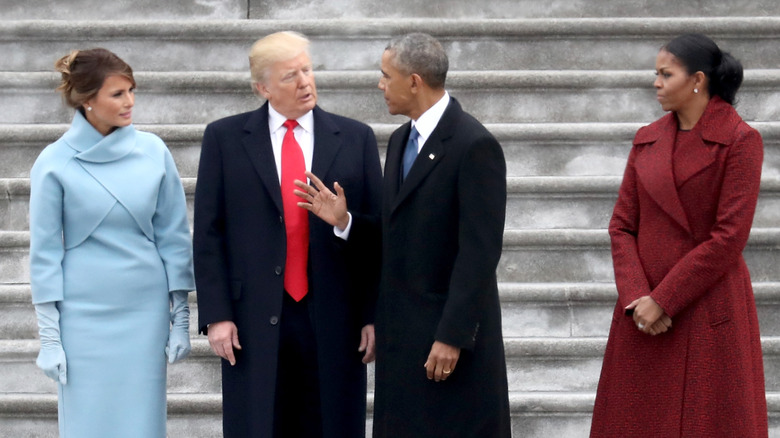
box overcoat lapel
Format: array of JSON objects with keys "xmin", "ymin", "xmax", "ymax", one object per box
[
  {"xmin": 384, "ymin": 122, "xmax": 407, "ymax": 201},
  {"xmin": 634, "ymin": 113, "xmax": 692, "ymax": 234},
  {"xmin": 671, "ymin": 132, "xmax": 718, "ymax": 187},
  {"xmin": 675, "ymin": 97, "xmax": 742, "ymax": 186},
  {"xmin": 633, "ymin": 97, "xmax": 740, "ymax": 235},
  {"xmin": 391, "ymin": 100, "xmax": 460, "ymax": 212},
  {"xmin": 310, "ymin": 107, "xmax": 343, "ymax": 183},
  {"xmin": 241, "ymin": 104, "xmax": 283, "ymax": 214}
]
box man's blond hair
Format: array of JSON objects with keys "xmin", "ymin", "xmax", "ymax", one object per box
[{"xmin": 249, "ymin": 31, "xmax": 310, "ymax": 92}]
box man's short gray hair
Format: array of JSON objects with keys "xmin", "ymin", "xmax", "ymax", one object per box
[{"xmin": 385, "ymin": 33, "xmax": 448, "ymax": 89}]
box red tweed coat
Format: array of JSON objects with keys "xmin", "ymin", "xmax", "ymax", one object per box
[{"xmin": 591, "ymin": 97, "xmax": 767, "ymax": 437}]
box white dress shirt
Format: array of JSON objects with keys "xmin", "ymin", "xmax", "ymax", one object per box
[
  {"xmin": 267, "ymin": 104, "xmax": 352, "ymax": 238},
  {"xmin": 409, "ymin": 91, "xmax": 450, "ymax": 151},
  {"xmin": 268, "ymin": 105, "xmax": 314, "ymax": 184}
]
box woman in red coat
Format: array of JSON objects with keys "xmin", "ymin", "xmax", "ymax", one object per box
[{"xmin": 591, "ymin": 34, "xmax": 768, "ymax": 437}]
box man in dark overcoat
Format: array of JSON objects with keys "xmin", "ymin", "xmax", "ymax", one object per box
[
  {"xmin": 193, "ymin": 31, "xmax": 382, "ymax": 438},
  {"xmin": 298, "ymin": 32, "xmax": 511, "ymax": 437}
]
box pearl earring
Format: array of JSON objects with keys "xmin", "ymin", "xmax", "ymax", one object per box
[
  {"xmin": 693, "ymin": 88, "xmax": 699, "ymax": 94},
  {"xmin": 86, "ymin": 106, "xmax": 92, "ymax": 111}
]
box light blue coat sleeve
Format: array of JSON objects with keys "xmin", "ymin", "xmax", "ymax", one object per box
[
  {"xmin": 153, "ymin": 147, "xmax": 195, "ymax": 293},
  {"xmin": 29, "ymin": 149, "xmax": 66, "ymax": 304}
]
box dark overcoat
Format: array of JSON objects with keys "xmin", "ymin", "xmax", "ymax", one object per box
[
  {"xmin": 193, "ymin": 103, "xmax": 382, "ymax": 438},
  {"xmin": 372, "ymin": 98, "xmax": 511, "ymax": 437},
  {"xmin": 591, "ymin": 97, "xmax": 767, "ymax": 437}
]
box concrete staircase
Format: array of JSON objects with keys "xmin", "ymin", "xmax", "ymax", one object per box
[{"xmin": 3, "ymin": 2, "xmax": 780, "ymax": 437}]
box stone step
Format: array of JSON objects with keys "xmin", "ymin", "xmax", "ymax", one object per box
[
  {"xmin": 0, "ymin": 285, "xmax": 34, "ymax": 340},
  {"xmin": 4, "ymin": 228, "xmax": 780, "ymax": 284},
  {"xmin": 1, "ymin": 124, "xmax": 209, "ymax": 179},
  {"xmin": 0, "ymin": 284, "xmax": 208, "ymax": 340},
  {"xmin": 251, "ymin": 2, "xmax": 780, "ymax": 20},
  {"xmin": 3, "ymin": 391, "xmax": 780, "ymax": 438},
  {"xmin": 3, "ymin": 336, "xmax": 780, "ymax": 396},
  {"xmin": 505, "ymin": 176, "xmax": 780, "ymax": 229},
  {"xmin": 4, "ymin": 70, "xmax": 780, "ymax": 125},
  {"xmin": 5, "ymin": 0, "xmax": 780, "ymax": 20},
  {"xmin": 3, "ymin": 18, "xmax": 780, "ymax": 71},
  {"xmin": 2, "ymin": 0, "xmax": 246, "ymax": 21},
  {"xmin": 498, "ymin": 228, "xmax": 780, "ymax": 283},
  {"xmin": 1, "ymin": 177, "xmax": 184, "ymax": 231},
  {"xmin": 500, "ymin": 282, "xmax": 780, "ymax": 339},
  {"xmin": 0, "ymin": 392, "xmax": 222, "ymax": 438},
  {"xmin": 5, "ymin": 281, "xmax": 780, "ymax": 340},
  {"xmin": 6, "ymin": 279, "xmax": 780, "ymax": 340},
  {"xmin": 4, "ymin": 175, "xmax": 780, "ymax": 231},
  {"xmin": 0, "ymin": 232, "xmax": 27, "ymax": 285},
  {"xmin": 511, "ymin": 336, "xmax": 780, "ymax": 393},
  {"xmin": 5, "ymin": 122, "xmax": 780, "ymax": 179},
  {"xmin": 0, "ymin": 339, "xmax": 219, "ymax": 395}
]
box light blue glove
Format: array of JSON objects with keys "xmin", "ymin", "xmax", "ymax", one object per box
[
  {"xmin": 165, "ymin": 290, "xmax": 191, "ymax": 364},
  {"xmin": 35, "ymin": 301, "xmax": 67, "ymax": 385}
]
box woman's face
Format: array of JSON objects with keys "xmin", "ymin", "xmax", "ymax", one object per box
[
  {"xmin": 83, "ymin": 74, "xmax": 135, "ymax": 136},
  {"xmin": 654, "ymin": 50, "xmax": 699, "ymax": 113}
]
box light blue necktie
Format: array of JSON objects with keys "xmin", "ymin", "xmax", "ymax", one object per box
[{"xmin": 402, "ymin": 126, "xmax": 419, "ymax": 180}]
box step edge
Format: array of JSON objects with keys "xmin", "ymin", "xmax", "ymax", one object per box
[
  {"xmin": 3, "ymin": 391, "xmax": 780, "ymax": 414},
  {"xmin": 6, "ymin": 122, "xmax": 780, "ymax": 143},
  {"xmin": 3, "ymin": 70, "xmax": 780, "ymax": 90},
  {"xmin": 4, "ymin": 17, "xmax": 780, "ymax": 39}
]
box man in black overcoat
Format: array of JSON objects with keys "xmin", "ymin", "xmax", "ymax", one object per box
[
  {"xmin": 298, "ymin": 33, "xmax": 511, "ymax": 437},
  {"xmin": 193, "ymin": 31, "xmax": 382, "ymax": 438}
]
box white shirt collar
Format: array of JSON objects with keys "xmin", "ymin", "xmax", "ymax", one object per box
[
  {"xmin": 411, "ymin": 91, "xmax": 450, "ymax": 149},
  {"xmin": 268, "ymin": 104, "xmax": 314, "ymax": 135}
]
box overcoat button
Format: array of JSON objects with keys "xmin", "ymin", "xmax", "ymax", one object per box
[
  {"xmin": 270, "ymin": 316, "xmax": 279, "ymax": 325},
  {"xmin": 274, "ymin": 266, "xmax": 282, "ymax": 275}
]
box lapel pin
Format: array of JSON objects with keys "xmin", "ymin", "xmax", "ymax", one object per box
[{"xmin": 429, "ymin": 153, "xmax": 435, "ymax": 160}]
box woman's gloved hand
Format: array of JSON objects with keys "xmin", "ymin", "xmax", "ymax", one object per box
[
  {"xmin": 165, "ymin": 290, "xmax": 191, "ymax": 364},
  {"xmin": 35, "ymin": 301, "xmax": 67, "ymax": 384}
]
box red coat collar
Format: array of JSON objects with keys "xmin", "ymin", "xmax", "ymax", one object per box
[
  {"xmin": 633, "ymin": 96, "xmax": 743, "ymax": 146},
  {"xmin": 632, "ymin": 97, "xmax": 744, "ymax": 235}
]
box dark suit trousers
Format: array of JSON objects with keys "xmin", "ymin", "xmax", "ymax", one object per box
[{"xmin": 273, "ymin": 293, "xmax": 323, "ymax": 438}]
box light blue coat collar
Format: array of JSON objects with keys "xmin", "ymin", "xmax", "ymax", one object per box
[{"xmin": 61, "ymin": 110, "xmax": 136, "ymax": 163}]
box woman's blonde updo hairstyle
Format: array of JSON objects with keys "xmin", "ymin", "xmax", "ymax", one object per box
[{"xmin": 54, "ymin": 48, "xmax": 135, "ymax": 109}]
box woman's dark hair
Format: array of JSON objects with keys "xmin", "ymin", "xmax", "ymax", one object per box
[
  {"xmin": 54, "ymin": 48, "xmax": 135, "ymax": 109},
  {"xmin": 662, "ymin": 33, "xmax": 743, "ymax": 105}
]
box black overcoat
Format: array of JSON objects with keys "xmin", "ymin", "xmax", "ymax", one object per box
[
  {"xmin": 372, "ymin": 98, "xmax": 511, "ymax": 437},
  {"xmin": 193, "ymin": 103, "xmax": 382, "ymax": 438}
]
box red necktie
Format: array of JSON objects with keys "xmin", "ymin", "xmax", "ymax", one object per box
[{"xmin": 281, "ymin": 119, "xmax": 309, "ymax": 301}]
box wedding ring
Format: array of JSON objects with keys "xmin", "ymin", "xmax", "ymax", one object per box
[
  {"xmin": 443, "ymin": 369, "xmax": 452, "ymax": 374},
  {"xmin": 637, "ymin": 323, "xmax": 645, "ymax": 330}
]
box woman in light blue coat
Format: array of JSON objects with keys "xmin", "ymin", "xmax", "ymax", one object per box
[{"xmin": 29, "ymin": 48, "xmax": 194, "ymax": 438}]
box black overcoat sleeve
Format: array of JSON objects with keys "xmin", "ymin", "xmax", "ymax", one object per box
[{"xmin": 193, "ymin": 121, "xmax": 233, "ymax": 334}]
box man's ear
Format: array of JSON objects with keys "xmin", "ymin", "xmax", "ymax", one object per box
[
  {"xmin": 409, "ymin": 73, "xmax": 423, "ymax": 93},
  {"xmin": 255, "ymin": 82, "xmax": 270, "ymax": 99}
]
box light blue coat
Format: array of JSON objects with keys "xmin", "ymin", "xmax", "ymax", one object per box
[
  {"xmin": 29, "ymin": 111, "xmax": 194, "ymax": 438},
  {"xmin": 30, "ymin": 111, "xmax": 194, "ymax": 303}
]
